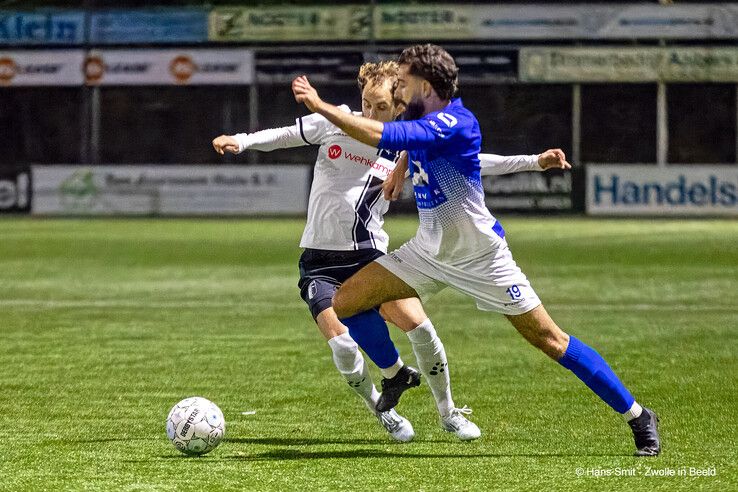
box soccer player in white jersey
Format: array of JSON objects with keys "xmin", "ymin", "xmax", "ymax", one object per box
[
  {"xmin": 292, "ymin": 44, "xmax": 661, "ymax": 456},
  {"xmin": 214, "ymin": 61, "xmax": 569, "ymax": 443}
]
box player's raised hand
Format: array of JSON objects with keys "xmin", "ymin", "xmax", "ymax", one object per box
[
  {"xmin": 212, "ymin": 135, "xmax": 240, "ymax": 155},
  {"xmin": 537, "ymin": 148, "xmax": 571, "ymax": 170},
  {"xmin": 383, "ymin": 151, "xmax": 408, "ymax": 201},
  {"xmin": 292, "ymin": 75, "xmax": 322, "ymax": 112}
]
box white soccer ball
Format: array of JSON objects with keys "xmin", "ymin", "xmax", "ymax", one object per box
[{"xmin": 166, "ymin": 397, "xmax": 225, "ymax": 456}]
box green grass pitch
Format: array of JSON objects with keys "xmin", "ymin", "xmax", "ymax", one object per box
[{"xmin": 1, "ymin": 217, "xmax": 736, "ymax": 491}]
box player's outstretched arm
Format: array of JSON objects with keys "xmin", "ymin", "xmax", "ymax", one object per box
[
  {"xmin": 212, "ymin": 125, "xmax": 307, "ymax": 156},
  {"xmin": 292, "ymin": 76, "xmax": 384, "ymax": 146},
  {"xmin": 479, "ymin": 148, "xmax": 571, "ymax": 176}
]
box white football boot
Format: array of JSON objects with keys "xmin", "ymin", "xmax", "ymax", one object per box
[
  {"xmin": 441, "ymin": 406, "xmax": 481, "ymax": 441},
  {"xmin": 375, "ymin": 408, "xmax": 415, "ymax": 442}
]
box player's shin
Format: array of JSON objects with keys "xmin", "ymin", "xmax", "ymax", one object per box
[
  {"xmin": 342, "ymin": 309, "xmax": 404, "ymax": 378},
  {"xmin": 558, "ymin": 335, "xmax": 642, "ymax": 420},
  {"xmin": 327, "ymin": 333, "xmax": 379, "ymax": 410},
  {"xmin": 406, "ymin": 319, "xmax": 454, "ymax": 416}
]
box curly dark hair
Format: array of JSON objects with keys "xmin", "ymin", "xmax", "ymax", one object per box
[{"xmin": 397, "ymin": 44, "xmax": 458, "ymax": 101}]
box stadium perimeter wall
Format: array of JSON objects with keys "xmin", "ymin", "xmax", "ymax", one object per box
[{"xmin": 1, "ymin": 4, "xmax": 737, "ymax": 217}]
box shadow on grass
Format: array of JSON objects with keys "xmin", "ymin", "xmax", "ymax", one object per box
[
  {"xmin": 72, "ymin": 438, "xmax": 159, "ymax": 443},
  {"xmin": 224, "ymin": 437, "xmax": 448, "ymax": 446},
  {"xmin": 82, "ymin": 436, "xmax": 634, "ymax": 461},
  {"xmin": 150, "ymin": 448, "xmax": 632, "ymax": 462}
]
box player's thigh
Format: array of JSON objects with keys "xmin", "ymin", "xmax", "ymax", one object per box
[
  {"xmin": 315, "ymin": 307, "xmax": 348, "ymax": 340},
  {"xmin": 333, "ymin": 261, "xmax": 419, "ymax": 319},
  {"xmin": 380, "ymin": 297, "xmax": 428, "ymax": 332},
  {"xmin": 505, "ymin": 304, "xmax": 569, "ymax": 360},
  {"xmin": 443, "ymin": 242, "xmax": 540, "ymax": 315}
]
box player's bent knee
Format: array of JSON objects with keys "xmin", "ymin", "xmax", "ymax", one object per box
[{"xmin": 315, "ymin": 308, "xmax": 348, "ymax": 340}]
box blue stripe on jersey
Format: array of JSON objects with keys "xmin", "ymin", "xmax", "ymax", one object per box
[{"xmin": 492, "ymin": 220, "xmax": 505, "ymax": 239}]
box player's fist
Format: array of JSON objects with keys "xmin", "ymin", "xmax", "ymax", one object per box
[
  {"xmin": 537, "ymin": 148, "xmax": 571, "ymax": 170},
  {"xmin": 383, "ymin": 151, "xmax": 408, "ymax": 201},
  {"xmin": 212, "ymin": 135, "xmax": 240, "ymax": 155},
  {"xmin": 292, "ymin": 75, "xmax": 322, "ymax": 112}
]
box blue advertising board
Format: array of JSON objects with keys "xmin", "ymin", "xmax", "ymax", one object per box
[
  {"xmin": 90, "ymin": 10, "xmax": 208, "ymax": 44},
  {"xmin": 0, "ymin": 11, "xmax": 85, "ymax": 45}
]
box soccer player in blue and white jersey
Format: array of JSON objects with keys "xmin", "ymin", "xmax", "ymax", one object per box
[
  {"xmin": 215, "ymin": 61, "xmax": 569, "ymax": 443},
  {"xmin": 292, "ymin": 44, "xmax": 661, "ymax": 456}
]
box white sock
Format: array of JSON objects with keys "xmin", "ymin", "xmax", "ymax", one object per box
[
  {"xmin": 327, "ymin": 333, "xmax": 380, "ymax": 412},
  {"xmin": 379, "ymin": 357, "xmax": 404, "ymax": 379},
  {"xmin": 407, "ymin": 319, "xmax": 454, "ymax": 416},
  {"xmin": 623, "ymin": 401, "xmax": 643, "ymax": 422}
]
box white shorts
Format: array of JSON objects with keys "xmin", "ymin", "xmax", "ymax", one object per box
[{"xmin": 375, "ymin": 238, "xmax": 541, "ymax": 316}]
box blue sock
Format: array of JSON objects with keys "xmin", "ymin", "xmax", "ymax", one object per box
[
  {"xmin": 558, "ymin": 335, "xmax": 635, "ymax": 414},
  {"xmin": 342, "ymin": 309, "xmax": 399, "ymax": 369}
]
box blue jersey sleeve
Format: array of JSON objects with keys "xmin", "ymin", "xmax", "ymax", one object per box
[{"xmin": 379, "ymin": 112, "xmax": 462, "ymax": 151}]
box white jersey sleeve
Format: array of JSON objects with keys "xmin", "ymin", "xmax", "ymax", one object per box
[
  {"xmin": 297, "ymin": 105, "xmax": 351, "ymax": 146},
  {"xmin": 233, "ymin": 125, "xmax": 305, "ymax": 153},
  {"xmin": 479, "ymin": 153, "xmax": 541, "ymax": 176},
  {"xmin": 231, "ymin": 104, "xmax": 350, "ymax": 153}
]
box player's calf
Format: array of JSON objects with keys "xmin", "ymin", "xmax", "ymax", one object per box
[
  {"xmin": 508, "ymin": 305, "xmax": 662, "ymax": 456},
  {"xmin": 506, "ymin": 305, "xmax": 568, "ymax": 360}
]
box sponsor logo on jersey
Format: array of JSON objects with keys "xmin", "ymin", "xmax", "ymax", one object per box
[
  {"xmin": 411, "ymin": 160, "xmax": 447, "ymax": 209},
  {"xmin": 326, "ymin": 144, "xmax": 392, "ymax": 176},
  {"xmin": 327, "ymin": 145, "xmax": 342, "ymax": 159},
  {"xmin": 411, "ymin": 161, "xmax": 429, "ymax": 186}
]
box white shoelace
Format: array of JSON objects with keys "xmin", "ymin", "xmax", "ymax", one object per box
[
  {"xmin": 454, "ymin": 406, "xmax": 473, "ymax": 416},
  {"xmin": 445, "ymin": 406, "xmax": 473, "ymax": 428}
]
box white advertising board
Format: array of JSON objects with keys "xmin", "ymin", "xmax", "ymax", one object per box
[
  {"xmin": 83, "ymin": 49, "xmax": 254, "ymax": 85},
  {"xmin": 520, "ymin": 47, "xmax": 738, "ymax": 83},
  {"xmin": 0, "ymin": 50, "xmax": 84, "ymax": 86},
  {"xmin": 375, "ymin": 4, "xmax": 738, "ymax": 41},
  {"xmin": 587, "ymin": 165, "xmax": 738, "ymax": 216},
  {"xmin": 32, "ymin": 165, "xmax": 309, "ymax": 216}
]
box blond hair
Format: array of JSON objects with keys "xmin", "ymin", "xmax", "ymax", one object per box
[{"xmin": 357, "ymin": 60, "xmax": 399, "ymax": 92}]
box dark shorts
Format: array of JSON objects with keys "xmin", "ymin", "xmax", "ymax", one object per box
[{"xmin": 298, "ymin": 248, "xmax": 385, "ymax": 319}]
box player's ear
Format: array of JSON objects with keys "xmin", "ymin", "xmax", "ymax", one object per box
[{"xmin": 421, "ymin": 80, "xmax": 433, "ymax": 99}]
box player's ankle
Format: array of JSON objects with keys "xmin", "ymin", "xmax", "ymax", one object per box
[
  {"xmin": 380, "ymin": 357, "xmax": 404, "ymax": 379},
  {"xmin": 623, "ymin": 401, "xmax": 643, "ymax": 422}
]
